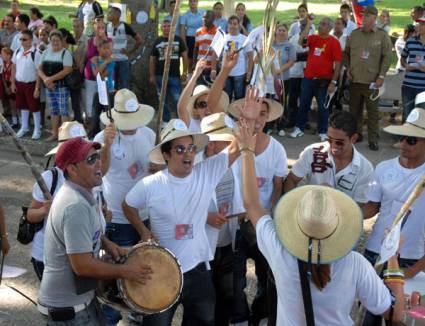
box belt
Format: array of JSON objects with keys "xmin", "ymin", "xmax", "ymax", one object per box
[{"xmin": 37, "ymin": 299, "xmax": 92, "ymax": 316}]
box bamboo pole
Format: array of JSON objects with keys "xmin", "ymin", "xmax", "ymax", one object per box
[
  {"xmin": 155, "ymin": 0, "xmax": 182, "ymax": 144},
  {"xmin": 0, "ymin": 113, "xmax": 51, "ymax": 201}
]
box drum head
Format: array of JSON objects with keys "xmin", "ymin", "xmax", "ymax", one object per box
[{"xmin": 120, "ymin": 244, "xmax": 183, "ymax": 314}]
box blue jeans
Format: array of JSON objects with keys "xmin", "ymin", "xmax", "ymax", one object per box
[
  {"xmin": 143, "ymin": 263, "xmax": 215, "ymax": 326},
  {"xmin": 224, "ymin": 75, "xmax": 246, "ymax": 101},
  {"xmin": 102, "ymin": 223, "xmax": 142, "ymax": 325},
  {"xmin": 402, "ymin": 85, "xmax": 424, "ymax": 121},
  {"xmin": 114, "ymin": 60, "xmax": 130, "ymax": 90},
  {"xmin": 287, "ymin": 78, "xmax": 302, "ymax": 127},
  {"xmin": 155, "ymin": 75, "xmax": 182, "ymax": 122},
  {"xmin": 295, "ymin": 78, "xmax": 329, "ymax": 134}
]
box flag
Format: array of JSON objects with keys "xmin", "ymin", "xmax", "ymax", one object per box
[
  {"xmin": 376, "ymin": 218, "xmax": 402, "ymax": 265},
  {"xmin": 351, "ymin": 0, "xmax": 375, "ymax": 27},
  {"xmin": 96, "ymin": 73, "xmax": 109, "ymax": 106},
  {"xmin": 244, "ymin": 25, "xmax": 265, "ymax": 50},
  {"xmin": 210, "ymin": 28, "xmax": 226, "ymax": 57}
]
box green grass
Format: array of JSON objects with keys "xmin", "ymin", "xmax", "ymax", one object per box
[{"xmin": 0, "ymin": 0, "xmax": 419, "ymax": 33}]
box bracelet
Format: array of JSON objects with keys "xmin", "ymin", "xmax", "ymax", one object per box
[{"xmin": 239, "ymin": 147, "xmax": 254, "ymax": 153}]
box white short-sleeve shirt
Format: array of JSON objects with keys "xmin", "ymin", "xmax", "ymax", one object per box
[
  {"xmin": 291, "ymin": 142, "xmax": 374, "ymax": 203},
  {"xmin": 222, "ymin": 33, "xmax": 253, "ymax": 77},
  {"xmin": 256, "ymin": 215, "xmax": 391, "ymax": 326},
  {"xmin": 125, "ymin": 152, "xmax": 229, "ymax": 273},
  {"xmin": 94, "ymin": 127, "xmax": 156, "ymax": 224},
  {"xmin": 12, "ymin": 46, "xmax": 41, "ymax": 82},
  {"xmin": 365, "ymin": 158, "xmax": 425, "ymax": 259}
]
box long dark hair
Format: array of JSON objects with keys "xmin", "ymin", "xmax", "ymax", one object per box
[
  {"xmin": 236, "ymin": 3, "xmax": 251, "ymax": 31},
  {"xmin": 30, "ymin": 7, "xmax": 44, "ymax": 19}
]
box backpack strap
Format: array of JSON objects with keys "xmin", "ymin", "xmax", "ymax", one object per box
[
  {"xmin": 50, "ymin": 168, "xmax": 59, "ymax": 196},
  {"xmin": 298, "ymin": 259, "xmax": 315, "ymax": 326}
]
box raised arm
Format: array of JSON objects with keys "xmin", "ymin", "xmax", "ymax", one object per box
[
  {"xmin": 177, "ymin": 59, "xmax": 207, "ymax": 127},
  {"xmin": 207, "ymin": 51, "xmax": 239, "ymax": 113}
]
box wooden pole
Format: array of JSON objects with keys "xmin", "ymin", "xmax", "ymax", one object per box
[
  {"xmin": 0, "ymin": 113, "xmax": 51, "ymax": 201},
  {"xmin": 155, "ymin": 0, "xmax": 182, "ymax": 144}
]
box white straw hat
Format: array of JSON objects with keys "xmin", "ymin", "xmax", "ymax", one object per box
[
  {"xmin": 100, "ymin": 89, "xmax": 155, "ymax": 131},
  {"xmin": 45, "ymin": 121, "xmax": 87, "ymax": 156},
  {"xmin": 274, "ymin": 185, "xmax": 363, "ymax": 264},
  {"xmin": 227, "ymin": 97, "xmax": 283, "ymax": 122},
  {"xmin": 384, "ymin": 108, "xmax": 425, "ymax": 138},
  {"xmin": 148, "ymin": 119, "xmax": 209, "ymax": 164},
  {"xmin": 201, "ymin": 112, "xmax": 235, "ymax": 142},
  {"xmin": 187, "ymin": 85, "xmax": 229, "ymax": 116}
]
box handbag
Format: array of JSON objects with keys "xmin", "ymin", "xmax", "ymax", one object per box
[
  {"xmin": 16, "ymin": 168, "xmax": 58, "ymax": 245},
  {"xmin": 64, "ymin": 68, "xmax": 84, "ymax": 90}
]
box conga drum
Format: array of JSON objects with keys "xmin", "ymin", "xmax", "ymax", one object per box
[{"xmin": 97, "ymin": 242, "xmax": 183, "ymax": 314}]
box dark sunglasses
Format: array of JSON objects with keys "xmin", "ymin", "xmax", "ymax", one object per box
[
  {"xmin": 173, "ymin": 144, "xmax": 197, "ymax": 155},
  {"xmin": 326, "ymin": 137, "xmax": 345, "ymax": 146},
  {"xmin": 20, "ymin": 38, "xmax": 30, "ymax": 41},
  {"xmin": 86, "ymin": 152, "xmax": 101, "ymax": 165},
  {"xmin": 195, "ymin": 100, "xmax": 208, "ymax": 109},
  {"xmin": 399, "ymin": 135, "xmax": 418, "ymax": 146}
]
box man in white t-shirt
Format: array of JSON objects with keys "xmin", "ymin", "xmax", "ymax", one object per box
[
  {"xmin": 122, "ymin": 90, "xmax": 259, "ymax": 325},
  {"xmin": 339, "ymin": 3, "xmax": 358, "ymax": 36},
  {"xmin": 10, "ymin": 14, "xmax": 30, "ymax": 52},
  {"xmin": 362, "ymin": 108, "xmax": 425, "ymax": 324},
  {"xmin": 284, "ymin": 111, "xmax": 374, "ymax": 204},
  {"xmin": 94, "ymin": 89, "xmax": 155, "ymax": 325},
  {"xmin": 223, "ymin": 15, "xmax": 254, "ymax": 101}
]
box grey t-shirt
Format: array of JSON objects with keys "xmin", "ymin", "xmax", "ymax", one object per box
[
  {"xmin": 273, "ymin": 40, "xmax": 296, "ymax": 81},
  {"xmin": 38, "ymin": 181, "xmax": 103, "ymax": 307}
]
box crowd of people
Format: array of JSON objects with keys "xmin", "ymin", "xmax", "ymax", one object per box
[{"xmin": 0, "ymin": 0, "xmax": 425, "ymax": 326}]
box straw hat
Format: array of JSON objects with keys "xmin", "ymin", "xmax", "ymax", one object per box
[
  {"xmin": 274, "ymin": 185, "xmax": 363, "ymax": 264},
  {"xmin": 148, "ymin": 119, "xmax": 209, "ymax": 164},
  {"xmin": 100, "ymin": 89, "xmax": 155, "ymax": 131},
  {"xmin": 384, "ymin": 108, "xmax": 425, "ymax": 138},
  {"xmin": 227, "ymin": 98, "xmax": 283, "ymax": 122},
  {"xmin": 187, "ymin": 85, "xmax": 229, "ymax": 116},
  {"xmin": 201, "ymin": 112, "xmax": 235, "ymax": 142},
  {"xmin": 45, "ymin": 121, "xmax": 87, "ymax": 156}
]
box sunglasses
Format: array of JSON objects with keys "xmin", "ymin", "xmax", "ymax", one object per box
[
  {"xmin": 195, "ymin": 100, "xmax": 208, "ymax": 109},
  {"xmin": 173, "ymin": 144, "xmax": 197, "ymax": 155},
  {"xmin": 326, "ymin": 137, "xmax": 345, "ymax": 147},
  {"xmin": 86, "ymin": 152, "xmax": 101, "ymax": 165},
  {"xmin": 399, "ymin": 135, "xmax": 418, "ymax": 146},
  {"xmin": 20, "ymin": 38, "xmax": 30, "ymax": 41}
]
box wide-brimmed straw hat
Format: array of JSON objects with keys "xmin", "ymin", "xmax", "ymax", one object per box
[
  {"xmin": 274, "ymin": 185, "xmax": 363, "ymax": 264},
  {"xmin": 384, "ymin": 108, "xmax": 425, "ymax": 138},
  {"xmin": 100, "ymin": 89, "xmax": 155, "ymax": 131},
  {"xmin": 187, "ymin": 85, "xmax": 229, "ymax": 116},
  {"xmin": 227, "ymin": 98, "xmax": 283, "ymax": 122},
  {"xmin": 201, "ymin": 112, "xmax": 235, "ymax": 142},
  {"xmin": 46, "ymin": 121, "xmax": 87, "ymax": 156},
  {"xmin": 149, "ymin": 119, "xmax": 209, "ymax": 164}
]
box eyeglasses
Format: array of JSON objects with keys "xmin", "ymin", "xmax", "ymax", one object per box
[
  {"xmin": 195, "ymin": 100, "xmax": 208, "ymax": 109},
  {"xmin": 399, "ymin": 135, "xmax": 419, "ymax": 146},
  {"xmin": 173, "ymin": 144, "xmax": 197, "ymax": 155},
  {"xmin": 20, "ymin": 38, "xmax": 30, "ymax": 41},
  {"xmin": 326, "ymin": 137, "xmax": 346, "ymax": 147},
  {"xmin": 86, "ymin": 152, "xmax": 101, "ymax": 165}
]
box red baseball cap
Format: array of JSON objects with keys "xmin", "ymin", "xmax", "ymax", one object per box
[{"xmin": 55, "ymin": 137, "xmax": 101, "ymax": 171}]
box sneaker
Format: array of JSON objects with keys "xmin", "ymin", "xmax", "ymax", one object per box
[
  {"xmin": 278, "ymin": 129, "xmax": 285, "ymax": 137},
  {"xmin": 16, "ymin": 128, "xmax": 29, "ymax": 138},
  {"xmin": 319, "ymin": 133, "xmax": 327, "ymax": 142},
  {"xmin": 289, "ymin": 127, "xmax": 304, "ymax": 138},
  {"xmin": 32, "ymin": 129, "xmax": 42, "ymax": 140}
]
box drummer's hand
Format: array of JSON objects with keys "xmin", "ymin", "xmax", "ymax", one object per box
[
  {"xmin": 207, "ymin": 212, "xmax": 227, "ymax": 229},
  {"xmin": 122, "ymin": 260, "xmax": 153, "ymax": 284},
  {"xmin": 102, "ymin": 237, "xmax": 126, "ymax": 262},
  {"xmin": 140, "ymin": 228, "xmax": 158, "ymax": 243}
]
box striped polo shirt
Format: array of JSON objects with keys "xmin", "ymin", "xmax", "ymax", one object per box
[
  {"xmin": 401, "ymin": 36, "xmax": 425, "ymax": 89},
  {"xmin": 195, "ymin": 25, "xmax": 217, "ymax": 67}
]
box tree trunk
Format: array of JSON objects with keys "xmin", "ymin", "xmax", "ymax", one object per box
[
  {"xmin": 223, "ymin": 0, "xmax": 235, "ymax": 19},
  {"xmin": 111, "ymin": 0, "xmax": 158, "ymax": 107}
]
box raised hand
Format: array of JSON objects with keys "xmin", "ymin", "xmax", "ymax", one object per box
[
  {"xmin": 194, "ymin": 59, "xmax": 207, "ymax": 77},
  {"xmin": 222, "ymin": 50, "xmax": 240, "ymax": 71},
  {"xmin": 238, "ymin": 87, "xmax": 263, "ymax": 121},
  {"xmin": 104, "ymin": 123, "xmax": 116, "ymax": 148},
  {"xmin": 235, "ymin": 118, "xmax": 256, "ymax": 152}
]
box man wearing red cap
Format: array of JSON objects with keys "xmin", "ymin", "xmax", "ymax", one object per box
[{"xmin": 37, "ymin": 137, "xmax": 152, "ymax": 325}]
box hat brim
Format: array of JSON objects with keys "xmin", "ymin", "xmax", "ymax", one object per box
[
  {"xmin": 187, "ymin": 90, "xmax": 230, "ymax": 116},
  {"xmin": 274, "ymin": 185, "xmax": 363, "ymax": 264},
  {"xmin": 205, "ymin": 126, "xmax": 234, "ymax": 142},
  {"xmin": 100, "ymin": 104, "xmax": 155, "ymax": 131},
  {"xmin": 45, "ymin": 145, "xmax": 60, "ymax": 157},
  {"xmin": 148, "ymin": 131, "xmax": 209, "ymax": 164},
  {"xmin": 384, "ymin": 124, "xmax": 425, "ymax": 138},
  {"xmin": 227, "ymin": 98, "xmax": 283, "ymax": 122}
]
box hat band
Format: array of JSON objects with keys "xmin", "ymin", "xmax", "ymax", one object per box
[
  {"xmin": 407, "ymin": 122, "xmax": 425, "ymax": 132},
  {"xmin": 205, "ymin": 125, "xmax": 231, "ymax": 135},
  {"xmin": 114, "ymin": 107, "xmax": 140, "ymax": 114},
  {"xmin": 297, "ymin": 215, "xmax": 340, "ymax": 241}
]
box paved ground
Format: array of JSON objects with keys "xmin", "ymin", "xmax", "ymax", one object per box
[{"xmin": 0, "ymin": 114, "xmax": 400, "ymax": 325}]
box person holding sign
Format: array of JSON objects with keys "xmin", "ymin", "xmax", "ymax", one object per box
[{"xmin": 362, "ymin": 108, "xmax": 425, "ymax": 325}]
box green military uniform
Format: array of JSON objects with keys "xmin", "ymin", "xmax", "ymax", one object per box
[{"xmin": 345, "ymin": 26, "xmax": 392, "ymax": 144}]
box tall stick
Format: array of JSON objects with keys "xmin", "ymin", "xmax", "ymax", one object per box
[
  {"xmin": 0, "ymin": 113, "xmax": 51, "ymax": 200},
  {"xmin": 155, "ymin": 0, "xmax": 182, "ymax": 144}
]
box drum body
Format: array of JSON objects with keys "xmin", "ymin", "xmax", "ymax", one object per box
[{"xmin": 97, "ymin": 242, "xmax": 183, "ymax": 314}]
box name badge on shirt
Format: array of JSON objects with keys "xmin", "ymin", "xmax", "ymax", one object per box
[
  {"xmin": 175, "ymin": 224, "xmax": 193, "ymax": 240},
  {"xmin": 112, "ymin": 144, "xmax": 125, "ymax": 160},
  {"xmin": 360, "ymin": 50, "xmax": 370, "ymax": 60},
  {"xmin": 313, "ymin": 47, "xmax": 322, "ymax": 56}
]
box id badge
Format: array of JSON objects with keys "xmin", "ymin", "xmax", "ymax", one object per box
[
  {"xmin": 360, "ymin": 50, "xmax": 370, "ymax": 60},
  {"xmin": 175, "ymin": 224, "xmax": 194, "ymax": 240},
  {"xmin": 313, "ymin": 47, "xmax": 322, "ymax": 56}
]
